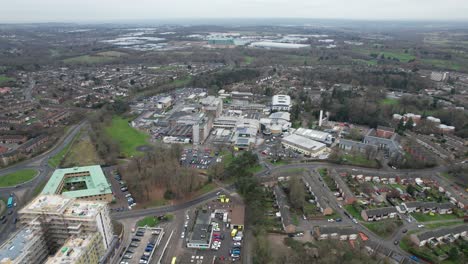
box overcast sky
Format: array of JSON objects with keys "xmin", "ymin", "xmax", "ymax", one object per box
[{"xmin": 1, "ymin": 0, "xmax": 468, "ymax": 23}]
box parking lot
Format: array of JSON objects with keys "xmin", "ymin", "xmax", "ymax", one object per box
[
  {"xmin": 120, "ymin": 227, "xmax": 163, "ymax": 264},
  {"xmin": 180, "ymin": 147, "xmax": 221, "ymax": 169},
  {"xmin": 177, "ymin": 198, "xmax": 244, "ymax": 264},
  {"xmin": 106, "ymin": 169, "xmax": 137, "ymax": 213}
]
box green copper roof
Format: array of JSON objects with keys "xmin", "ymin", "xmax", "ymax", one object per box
[{"xmin": 41, "ymin": 165, "xmax": 112, "ymax": 198}]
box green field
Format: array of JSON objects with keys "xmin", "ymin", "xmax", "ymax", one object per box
[
  {"xmin": 63, "ymin": 54, "xmax": 119, "ymax": 64},
  {"xmin": 244, "ymin": 56, "xmax": 254, "ymax": 65},
  {"xmin": 411, "ymin": 212, "xmax": 459, "ymax": 222},
  {"xmin": 48, "ymin": 130, "xmax": 81, "ymax": 168},
  {"xmin": 364, "ymin": 220, "xmax": 402, "ymax": 238},
  {"xmin": 197, "ymin": 183, "xmax": 216, "ymax": 195},
  {"xmin": 425, "ymin": 220, "xmax": 464, "ymax": 229},
  {"xmin": 0, "ymin": 169, "xmax": 37, "ymax": 187},
  {"xmin": 380, "ymin": 51, "xmax": 415, "ymax": 62},
  {"xmin": 170, "ymin": 76, "xmax": 192, "ymax": 87},
  {"xmin": 421, "ymin": 59, "xmax": 462, "ymax": 71},
  {"xmin": 341, "ymin": 154, "xmax": 379, "ymax": 168},
  {"xmin": 137, "ymin": 216, "xmax": 160, "ymax": 227},
  {"xmin": 380, "ymin": 98, "xmax": 399, "ymax": 106},
  {"xmin": 344, "ymin": 204, "xmax": 363, "ymax": 220},
  {"xmin": 104, "ymin": 116, "xmax": 150, "ymax": 157},
  {"xmin": 353, "ymin": 59, "xmax": 378, "ymax": 66},
  {"xmin": 62, "ymin": 138, "xmax": 102, "ymax": 167},
  {"xmin": 0, "ymin": 75, "xmax": 15, "ymax": 85}
]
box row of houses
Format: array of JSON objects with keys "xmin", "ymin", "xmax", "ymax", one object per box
[
  {"xmin": 397, "ymin": 202, "xmax": 454, "ymax": 215},
  {"xmin": 410, "ymin": 225, "xmax": 468, "ymax": 247},
  {"xmin": 361, "ymin": 201, "xmax": 455, "ymax": 222},
  {"xmin": 313, "ymin": 226, "xmax": 359, "ymax": 241},
  {"xmin": 273, "ymin": 185, "xmax": 296, "ymax": 233},
  {"xmin": 0, "ymin": 135, "xmax": 49, "ymax": 166},
  {"xmin": 332, "ymin": 171, "xmax": 357, "ymax": 204},
  {"xmin": 302, "ymin": 176, "xmax": 333, "ymax": 216},
  {"xmin": 361, "ymin": 207, "xmax": 398, "ymax": 222}
]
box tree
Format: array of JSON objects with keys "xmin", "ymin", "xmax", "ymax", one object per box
[
  {"xmin": 289, "ymin": 176, "xmax": 305, "ymax": 210},
  {"xmin": 405, "ymin": 117, "xmax": 414, "ymax": 131},
  {"xmin": 406, "ymin": 184, "xmax": 416, "ymax": 197},
  {"xmin": 448, "ymin": 247, "xmax": 459, "ymax": 259}
]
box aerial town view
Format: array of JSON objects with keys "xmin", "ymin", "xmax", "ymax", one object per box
[{"xmin": 1, "ymin": 1, "xmax": 468, "ymax": 264}]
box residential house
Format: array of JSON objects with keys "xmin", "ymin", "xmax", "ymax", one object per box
[
  {"xmin": 313, "ymin": 226, "xmax": 359, "ymax": 241},
  {"xmin": 400, "ymin": 202, "xmax": 454, "ymax": 214},
  {"xmin": 273, "ymin": 185, "xmax": 296, "ymax": 233},
  {"xmin": 361, "ymin": 207, "xmax": 398, "ymax": 221},
  {"xmin": 410, "ymin": 225, "xmax": 468, "ymax": 247}
]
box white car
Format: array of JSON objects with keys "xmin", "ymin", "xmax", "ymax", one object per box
[
  {"xmin": 352, "ymin": 218, "xmax": 358, "ymax": 224},
  {"xmin": 327, "ymin": 219, "xmax": 335, "ymax": 223},
  {"xmin": 181, "ymin": 232, "xmax": 185, "ymax": 239},
  {"xmin": 417, "ymin": 224, "xmax": 425, "ymax": 228},
  {"xmin": 233, "ymin": 236, "xmax": 242, "ymax": 241}
]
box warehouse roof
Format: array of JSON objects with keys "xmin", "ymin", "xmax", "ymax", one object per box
[{"xmin": 282, "ymin": 134, "xmax": 326, "ymax": 151}]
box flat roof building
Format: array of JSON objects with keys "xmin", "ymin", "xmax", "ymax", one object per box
[
  {"xmin": 41, "ymin": 165, "xmax": 113, "ymax": 202},
  {"xmin": 0, "ymin": 227, "xmax": 48, "ymax": 264},
  {"xmin": 294, "ymin": 128, "xmax": 334, "ymax": 145},
  {"xmin": 187, "ymin": 210, "xmax": 213, "ymax": 249},
  {"xmin": 272, "ymin": 95, "xmax": 292, "ymax": 111},
  {"xmin": 45, "ymin": 233, "xmax": 105, "ymax": 264},
  {"xmin": 281, "ymin": 134, "xmax": 327, "ymax": 157}
]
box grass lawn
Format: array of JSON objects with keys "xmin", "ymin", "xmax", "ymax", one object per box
[
  {"xmin": 62, "ymin": 138, "xmax": 102, "ymax": 167},
  {"xmin": 170, "ymin": 76, "xmax": 192, "ymax": 87},
  {"xmin": 344, "ymin": 204, "xmax": 363, "ymax": 220},
  {"xmin": 246, "ymin": 164, "xmax": 263, "ymax": 174},
  {"xmin": 137, "ymin": 216, "xmax": 160, "ymax": 227},
  {"xmin": 380, "ymin": 98, "xmax": 399, "ymax": 106},
  {"xmin": 411, "ymin": 212, "xmax": 459, "ymax": 222},
  {"xmin": 380, "ymin": 51, "xmax": 415, "ymax": 62},
  {"xmin": 196, "ymin": 183, "xmax": 217, "ymax": 195},
  {"xmin": 63, "ymin": 54, "xmax": 118, "ymax": 64},
  {"xmin": 0, "ymin": 198, "xmax": 6, "ymax": 216},
  {"xmin": 341, "ymin": 154, "xmax": 379, "ymax": 168},
  {"xmin": 270, "ymin": 160, "xmax": 290, "ymax": 166},
  {"xmin": 364, "ymin": 220, "xmax": 402, "ymax": 238},
  {"xmin": 244, "ymin": 56, "xmax": 254, "ymax": 65},
  {"xmin": 144, "ymin": 199, "xmax": 169, "ymax": 208},
  {"xmin": 32, "ymin": 180, "xmax": 48, "ymax": 197},
  {"xmin": 425, "ymin": 220, "xmax": 464, "ymax": 229},
  {"xmin": 421, "ymin": 59, "xmax": 462, "ymax": 71},
  {"xmin": 353, "ymin": 58, "xmax": 378, "ymax": 66},
  {"xmin": 48, "ymin": 130, "xmax": 81, "ymax": 168},
  {"xmin": 104, "ymin": 116, "xmax": 150, "ymax": 157},
  {"xmin": 0, "ymin": 169, "xmax": 37, "ymax": 187},
  {"xmin": 0, "ymin": 75, "xmax": 15, "ymax": 85}
]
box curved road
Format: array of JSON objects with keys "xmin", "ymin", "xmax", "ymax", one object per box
[{"xmin": 0, "ymin": 121, "xmax": 85, "ymax": 243}]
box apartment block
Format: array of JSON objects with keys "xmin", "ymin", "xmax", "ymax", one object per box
[
  {"xmin": 0, "ymin": 227, "xmax": 48, "ymax": 264},
  {"xmin": 18, "ymin": 195, "xmax": 114, "ymax": 253},
  {"xmin": 45, "ymin": 233, "xmax": 105, "ymax": 264}
]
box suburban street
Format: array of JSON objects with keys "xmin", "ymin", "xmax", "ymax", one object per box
[
  {"xmin": 0, "ymin": 121, "xmax": 85, "ymax": 242},
  {"xmin": 0, "ymin": 127, "xmax": 465, "ymax": 264}
]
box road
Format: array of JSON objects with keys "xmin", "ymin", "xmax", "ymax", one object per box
[
  {"xmin": 0, "ymin": 130, "xmax": 463, "ymax": 264},
  {"xmin": 0, "ymin": 121, "xmax": 85, "ymax": 243}
]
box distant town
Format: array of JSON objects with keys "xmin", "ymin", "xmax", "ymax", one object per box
[{"xmin": 0, "ymin": 20, "xmax": 467, "ymax": 264}]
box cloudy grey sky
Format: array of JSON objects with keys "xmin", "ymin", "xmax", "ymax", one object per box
[{"xmin": 1, "ymin": 0, "xmax": 468, "ymax": 23}]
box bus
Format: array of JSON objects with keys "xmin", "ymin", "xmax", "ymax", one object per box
[
  {"xmin": 171, "ymin": 257, "xmax": 177, "ymax": 264},
  {"xmin": 7, "ymin": 197, "xmax": 13, "ymax": 208}
]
